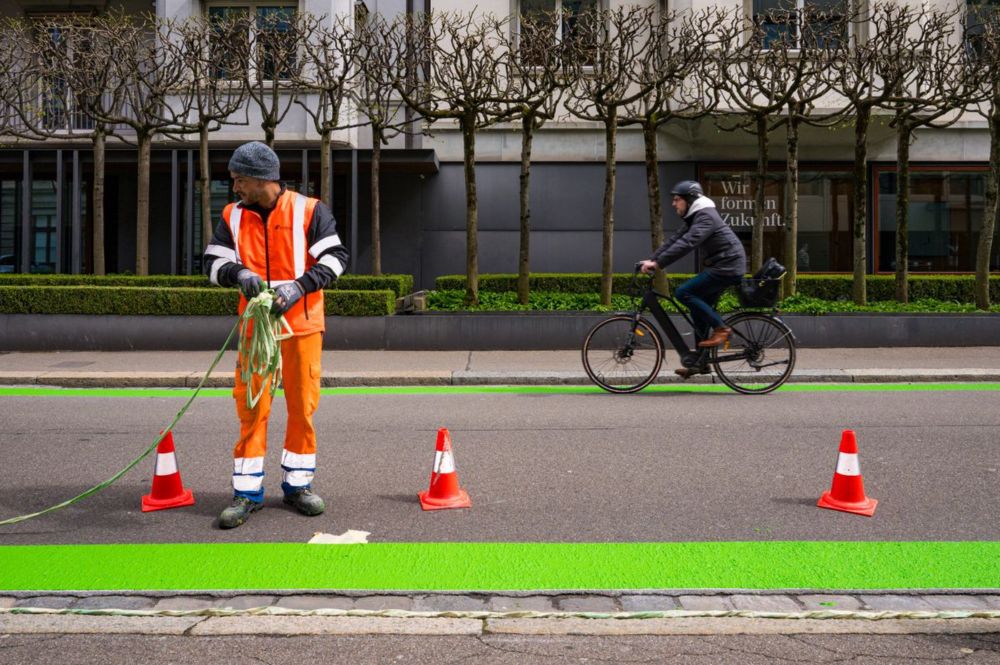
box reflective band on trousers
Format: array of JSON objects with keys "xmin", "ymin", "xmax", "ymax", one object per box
[
  {"xmin": 433, "ymin": 450, "xmax": 456, "ymax": 474},
  {"xmin": 836, "ymin": 453, "xmax": 861, "ymax": 476},
  {"xmin": 154, "ymin": 453, "xmax": 177, "ymax": 476}
]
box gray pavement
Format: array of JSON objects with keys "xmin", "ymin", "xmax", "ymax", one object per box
[{"xmin": 2, "ymin": 347, "xmax": 1000, "ymax": 387}]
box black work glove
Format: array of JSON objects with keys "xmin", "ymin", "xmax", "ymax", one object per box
[
  {"xmin": 236, "ymin": 269, "xmax": 264, "ymax": 299},
  {"xmin": 271, "ymin": 281, "xmax": 304, "ymax": 317}
]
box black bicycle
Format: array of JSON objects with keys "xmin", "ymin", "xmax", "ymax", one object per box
[{"xmin": 581, "ymin": 263, "xmax": 796, "ymax": 395}]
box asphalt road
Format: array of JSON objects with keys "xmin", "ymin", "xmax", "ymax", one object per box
[
  {"xmin": 0, "ymin": 387, "xmax": 998, "ymax": 545},
  {"xmin": 1, "ymin": 631, "xmax": 998, "ymax": 664}
]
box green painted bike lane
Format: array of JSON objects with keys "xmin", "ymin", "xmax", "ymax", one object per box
[{"xmin": 2, "ymin": 384, "xmax": 999, "ymax": 592}]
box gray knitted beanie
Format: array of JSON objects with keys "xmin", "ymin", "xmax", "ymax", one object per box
[{"xmin": 228, "ymin": 141, "xmax": 281, "ymax": 181}]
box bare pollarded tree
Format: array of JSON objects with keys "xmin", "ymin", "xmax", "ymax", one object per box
[
  {"xmin": 826, "ymin": 1, "xmax": 921, "ymax": 305},
  {"xmin": 968, "ymin": 3, "xmax": 1000, "ymax": 309},
  {"xmin": 503, "ymin": 9, "xmax": 567, "ymax": 304},
  {"xmin": 6, "ymin": 14, "xmax": 131, "ymax": 275},
  {"xmin": 353, "ymin": 12, "xmax": 422, "ymax": 276},
  {"xmin": 620, "ymin": 7, "xmax": 733, "ymax": 293},
  {"xmin": 771, "ymin": 4, "xmax": 851, "ymax": 296},
  {"xmin": 390, "ymin": 11, "xmax": 515, "ymax": 306},
  {"xmin": 882, "ymin": 6, "xmax": 976, "ymax": 303},
  {"xmin": 292, "ymin": 11, "xmax": 365, "ymax": 208},
  {"xmin": 715, "ymin": 4, "xmax": 818, "ymax": 274},
  {"xmin": 166, "ymin": 13, "xmax": 250, "ymax": 254},
  {"xmin": 91, "ymin": 13, "xmax": 190, "ymax": 275},
  {"xmin": 565, "ymin": 5, "xmax": 660, "ymax": 306}
]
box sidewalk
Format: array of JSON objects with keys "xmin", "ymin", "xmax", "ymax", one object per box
[{"xmin": 3, "ymin": 347, "xmax": 1000, "ymax": 387}]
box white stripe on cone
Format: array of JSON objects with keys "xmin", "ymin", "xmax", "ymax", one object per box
[
  {"xmin": 155, "ymin": 453, "xmax": 178, "ymax": 476},
  {"xmin": 433, "ymin": 450, "xmax": 456, "ymax": 474},
  {"xmin": 836, "ymin": 453, "xmax": 860, "ymax": 476}
]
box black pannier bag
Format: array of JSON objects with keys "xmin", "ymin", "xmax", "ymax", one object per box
[{"xmin": 738, "ymin": 257, "xmax": 786, "ymax": 308}]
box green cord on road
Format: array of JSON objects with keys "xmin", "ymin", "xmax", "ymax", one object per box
[{"xmin": 0, "ymin": 292, "xmax": 288, "ymax": 527}]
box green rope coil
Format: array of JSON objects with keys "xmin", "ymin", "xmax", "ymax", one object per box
[
  {"xmin": 238, "ymin": 290, "xmax": 294, "ymax": 411},
  {"xmin": 0, "ymin": 292, "xmax": 289, "ymax": 526}
]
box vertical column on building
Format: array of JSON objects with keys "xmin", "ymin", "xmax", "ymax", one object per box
[
  {"xmin": 171, "ymin": 150, "xmax": 179, "ymax": 274},
  {"xmin": 185, "ymin": 150, "xmax": 194, "ymax": 275},
  {"xmin": 56, "ymin": 150, "xmax": 64, "ymax": 273},
  {"xmin": 20, "ymin": 150, "xmax": 30, "ymax": 274},
  {"xmin": 72, "ymin": 150, "xmax": 81, "ymax": 274},
  {"xmin": 351, "ymin": 148, "xmax": 358, "ymax": 273}
]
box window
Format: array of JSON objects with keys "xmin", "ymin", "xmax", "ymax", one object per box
[
  {"xmin": 966, "ymin": 0, "xmax": 999, "ymax": 58},
  {"xmin": 207, "ymin": 3, "xmax": 297, "ymax": 81},
  {"xmin": 876, "ymin": 168, "xmax": 997, "ymax": 273},
  {"xmin": 32, "ymin": 22, "xmax": 96, "ymax": 131},
  {"xmin": 702, "ymin": 168, "xmax": 855, "ymax": 272},
  {"xmin": 752, "ymin": 0, "xmax": 848, "ymax": 49},
  {"xmin": 518, "ymin": 0, "xmax": 600, "ymax": 63}
]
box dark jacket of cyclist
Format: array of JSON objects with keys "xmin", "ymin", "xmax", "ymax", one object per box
[{"xmin": 640, "ymin": 180, "xmax": 746, "ymax": 365}]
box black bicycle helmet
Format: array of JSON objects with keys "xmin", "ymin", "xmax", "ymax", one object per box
[{"xmin": 670, "ymin": 180, "xmax": 704, "ymax": 206}]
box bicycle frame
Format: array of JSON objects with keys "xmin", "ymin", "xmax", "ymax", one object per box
[{"xmin": 628, "ymin": 274, "xmax": 773, "ymax": 369}]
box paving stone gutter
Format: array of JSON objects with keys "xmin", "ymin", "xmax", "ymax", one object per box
[{"xmin": 2, "ymin": 590, "xmax": 1000, "ymax": 636}]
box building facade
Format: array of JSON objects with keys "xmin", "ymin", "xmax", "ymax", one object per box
[{"xmin": 0, "ymin": 0, "xmax": 995, "ymax": 288}]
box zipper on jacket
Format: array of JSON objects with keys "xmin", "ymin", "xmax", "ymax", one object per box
[{"xmin": 263, "ymin": 215, "xmax": 271, "ymax": 286}]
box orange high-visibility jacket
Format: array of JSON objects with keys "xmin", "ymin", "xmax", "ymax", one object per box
[{"xmin": 204, "ymin": 188, "xmax": 348, "ymax": 336}]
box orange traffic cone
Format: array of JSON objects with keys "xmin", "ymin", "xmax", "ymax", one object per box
[
  {"xmin": 818, "ymin": 429, "xmax": 877, "ymax": 516},
  {"xmin": 141, "ymin": 431, "xmax": 195, "ymax": 512},
  {"xmin": 418, "ymin": 428, "xmax": 471, "ymax": 511}
]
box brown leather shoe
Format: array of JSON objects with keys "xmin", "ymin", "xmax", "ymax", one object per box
[{"xmin": 697, "ymin": 327, "xmax": 732, "ymax": 348}]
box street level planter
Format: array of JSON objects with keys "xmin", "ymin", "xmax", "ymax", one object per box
[{"xmin": 1, "ymin": 312, "xmax": 997, "ymax": 351}]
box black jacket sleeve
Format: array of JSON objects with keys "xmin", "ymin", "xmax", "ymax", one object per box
[
  {"xmin": 203, "ymin": 216, "xmax": 249, "ymax": 288},
  {"xmin": 651, "ymin": 212, "xmax": 714, "ymax": 269},
  {"xmin": 296, "ymin": 202, "xmax": 350, "ymax": 294}
]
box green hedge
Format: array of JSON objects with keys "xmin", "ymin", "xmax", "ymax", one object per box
[
  {"xmin": 436, "ymin": 273, "xmax": 1000, "ymax": 302},
  {"xmin": 0, "ymin": 286, "xmax": 394, "ymax": 317},
  {"xmin": 0, "ymin": 273, "xmax": 414, "ymax": 298}
]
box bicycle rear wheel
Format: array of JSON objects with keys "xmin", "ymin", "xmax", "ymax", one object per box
[
  {"xmin": 711, "ymin": 312, "xmax": 796, "ymax": 395},
  {"xmin": 582, "ymin": 315, "xmax": 664, "ymax": 394}
]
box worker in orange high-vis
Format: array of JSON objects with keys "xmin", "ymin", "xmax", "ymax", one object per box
[{"xmin": 203, "ymin": 142, "xmax": 349, "ymax": 529}]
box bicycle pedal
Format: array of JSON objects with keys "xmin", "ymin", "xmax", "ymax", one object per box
[{"xmin": 723, "ymin": 340, "xmax": 731, "ymax": 350}]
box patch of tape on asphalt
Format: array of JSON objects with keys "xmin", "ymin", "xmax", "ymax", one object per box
[{"xmin": 308, "ymin": 530, "xmax": 370, "ymax": 544}]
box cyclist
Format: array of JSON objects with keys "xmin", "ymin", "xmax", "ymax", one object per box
[{"xmin": 638, "ymin": 180, "xmax": 747, "ymax": 379}]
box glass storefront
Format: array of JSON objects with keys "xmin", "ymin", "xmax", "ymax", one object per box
[
  {"xmin": 876, "ymin": 168, "xmax": 997, "ymax": 272},
  {"xmin": 701, "ymin": 168, "xmax": 855, "ymax": 272}
]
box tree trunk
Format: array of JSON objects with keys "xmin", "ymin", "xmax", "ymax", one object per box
[
  {"xmin": 518, "ymin": 114, "xmax": 534, "ymax": 305},
  {"xmin": 371, "ymin": 125, "xmax": 382, "ymax": 277},
  {"xmin": 320, "ymin": 131, "xmax": 332, "ymax": 209},
  {"xmin": 852, "ymin": 107, "xmax": 870, "ymax": 305},
  {"xmin": 92, "ymin": 130, "xmax": 106, "ymax": 276},
  {"xmin": 136, "ymin": 133, "xmax": 151, "ymax": 276},
  {"xmin": 895, "ymin": 123, "xmax": 911, "ymax": 303},
  {"xmin": 600, "ymin": 109, "xmax": 618, "ymax": 307},
  {"xmin": 199, "ymin": 124, "xmax": 213, "ymax": 250},
  {"xmin": 783, "ymin": 112, "xmax": 800, "ymax": 297},
  {"xmin": 975, "ymin": 100, "xmax": 1000, "ymax": 310},
  {"xmin": 643, "ymin": 121, "xmax": 668, "ymax": 294},
  {"xmin": 461, "ymin": 115, "xmax": 479, "ymax": 306},
  {"xmin": 752, "ymin": 114, "xmax": 768, "ymax": 273}
]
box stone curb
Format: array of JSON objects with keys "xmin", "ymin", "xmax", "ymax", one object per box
[
  {"xmin": 3, "ymin": 591, "xmax": 999, "ymax": 614},
  {"xmin": 1, "ymin": 369, "xmax": 998, "ymax": 389}
]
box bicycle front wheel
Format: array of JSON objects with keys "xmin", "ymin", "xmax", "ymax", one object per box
[
  {"xmin": 582, "ymin": 315, "xmax": 664, "ymax": 394},
  {"xmin": 711, "ymin": 313, "xmax": 796, "ymax": 395}
]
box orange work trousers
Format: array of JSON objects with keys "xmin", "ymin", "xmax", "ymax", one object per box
[{"xmin": 232, "ymin": 331, "xmax": 323, "ymax": 501}]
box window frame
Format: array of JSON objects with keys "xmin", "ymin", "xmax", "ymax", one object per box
[
  {"xmin": 514, "ymin": 0, "xmax": 603, "ymax": 66},
  {"xmin": 204, "ymin": 1, "xmax": 299, "ymax": 84},
  {"xmin": 749, "ymin": 0, "xmax": 851, "ymax": 51}
]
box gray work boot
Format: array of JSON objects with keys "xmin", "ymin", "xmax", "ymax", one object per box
[
  {"xmin": 283, "ymin": 488, "xmax": 325, "ymax": 516},
  {"xmin": 218, "ymin": 496, "xmax": 262, "ymax": 529}
]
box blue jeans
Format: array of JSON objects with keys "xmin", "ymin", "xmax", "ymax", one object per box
[{"xmin": 674, "ymin": 271, "xmax": 742, "ymax": 341}]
